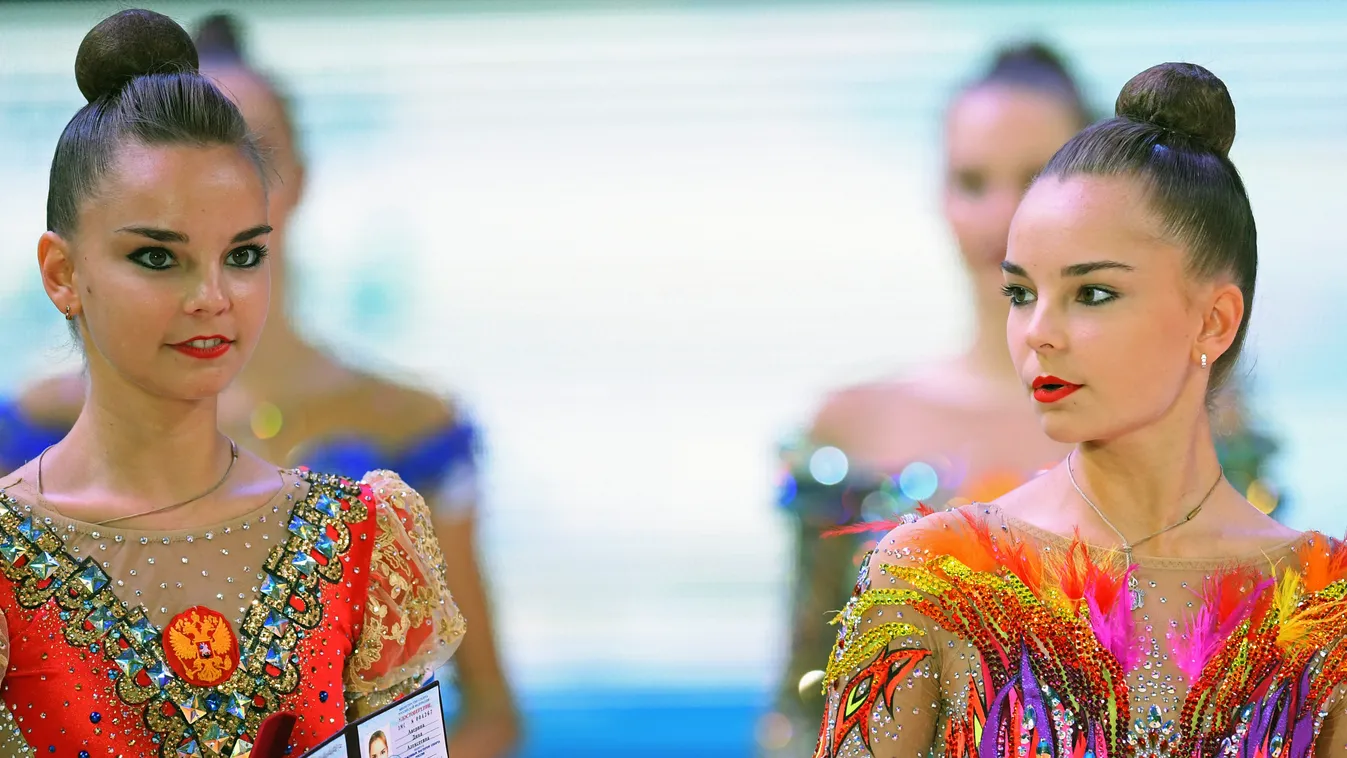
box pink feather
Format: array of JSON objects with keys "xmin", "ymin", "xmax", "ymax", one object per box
[
  {"xmin": 1167, "ymin": 570, "xmax": 1272, "ymax": 683},
  {"xmin": 1083, "ymin": 563, "xmax": 1142, "ymax": 673}
]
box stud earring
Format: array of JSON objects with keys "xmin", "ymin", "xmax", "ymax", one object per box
[
  {"xmin": 1200, "ymin": 353, "xmax": 1208, "ymax": 369},
  {"xmin": 64, "ymin": 306, "xmax": 73, "ymax": 321}
]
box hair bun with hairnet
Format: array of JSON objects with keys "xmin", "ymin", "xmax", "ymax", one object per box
[
  {"xmin": 1115, "ymin": 62, "xmax": 1237, "ymax": 158},
  {"xmin": 74, "ymin": 9, "xmax": 199, "ymax": 103}
]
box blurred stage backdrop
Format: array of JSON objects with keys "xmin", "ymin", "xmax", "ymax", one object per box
[{"xmin": 2, "ymin": 1, "xmax": 1346, "ymax": 755}]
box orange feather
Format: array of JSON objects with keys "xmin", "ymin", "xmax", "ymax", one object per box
[{"xmin": 1294, "ymin": 536, "xmax": 1347, "ymax": 594}]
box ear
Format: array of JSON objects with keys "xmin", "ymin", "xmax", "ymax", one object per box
[
  {"xmin": 37, "ymin": 231, "xmax": 80, "ymax": 320},
  {"xmin": 1195, "ymin": 281, "xmax": 1244, "ymax": 367}
]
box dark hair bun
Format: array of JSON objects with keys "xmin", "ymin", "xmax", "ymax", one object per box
[
  {"xmin": 75, "ymin": 9, "xmax": 199, "ymax": 103},
  {"xmin": 1115, "ymin": 62, "xmax": 1236, "ymax": 158},
  {"xmin": 989, "ymin": 42, "xmax": 1073, "ymax": 81},
  {"xmin": 194, "ymin": 13, "xmax": 246, "ymax": 64}
]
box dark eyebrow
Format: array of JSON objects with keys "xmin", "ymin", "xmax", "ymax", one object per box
[
  {"xmin": 1062, "ymin": 260, "xmax": 1134, "ymax": 276},
  {"xmin": 1001, "ymin": 260, "xmax": 1135, "ymax": 278},
  {"xmin": 232, "ymin": 225, "xmax": 272, "ymax": 243},
  {"xmin": 116, "ymin": 226, "xmax": 187, "ymax": 243},
  {"xmin": 114, "ymin": 225, "xmax": 272, "ymax": 245}
]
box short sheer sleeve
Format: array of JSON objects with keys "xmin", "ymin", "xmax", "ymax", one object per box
[
  {"xmin": 1312, "ymin": 685, "xmax": 1347, "ymax": 753},
  {"xmin": 344, "ymin": 470, "xmax": 466, "ymax": 711},
  {"xmin": 808, "ymin": 508, "xmax": 1002, "ymax": 758},
  {"xmin": 815, "ymin": 516, "xmax": 972, "ymax": 758}
]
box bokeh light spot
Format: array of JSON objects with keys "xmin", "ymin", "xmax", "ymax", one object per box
[
  {"xmin": 809, "ymin": 446, "xmax": 849, "ymax": 486},
  {"xmin": 898, "ymin": 461, "xmax": 939, "ymax": 501}
]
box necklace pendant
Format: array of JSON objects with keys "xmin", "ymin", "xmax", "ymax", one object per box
[{"xmin": 1128, "ymin": 573, "xmax": 1144, "ymax": 610}]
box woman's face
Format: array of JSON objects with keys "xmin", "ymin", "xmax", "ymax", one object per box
[
  {"xmin": 943, "ymin": 86, "xmax": 1081, "ymax": 291},
  {"xmin": 369, "ymin": 736, "xmax": 390, "ymax": 758},
  {"xmin": 1001, "ymin": 174, "xmax": 1237, "ymax": 443},
  {"xmin": 42, "ymin": 141, "xmax": 271, "ymax": 402}
]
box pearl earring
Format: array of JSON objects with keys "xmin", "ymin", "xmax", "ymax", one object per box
[{"xmin": 1200, "ymin": 353, "xmax": 1208, "ymax": 369}]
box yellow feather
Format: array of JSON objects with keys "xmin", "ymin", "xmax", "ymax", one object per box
[{"xmin": 1274, "ymin": 569, "xmax": 1306, "ymax": 645}]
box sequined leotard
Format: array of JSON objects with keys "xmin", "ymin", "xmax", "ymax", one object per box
[
  {"xmin": 773, "ymin": 392, "xmax": 1282, "ymax": 757},
  {"xmin": 0, "ymin": 468, "xmax": 464, "ymax": 757},
  {"xmin": 814, "ymin": 505, "xmax": 1347, "ymax": 758}
]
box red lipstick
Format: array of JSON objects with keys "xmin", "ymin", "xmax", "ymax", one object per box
[
  {"xmin": 1032, "ymin": 375, "xmax": 1082, "ymax": 404},
  {"xmin": 170, "ymin": 335, "xmax": 232, "ymax": 360}
]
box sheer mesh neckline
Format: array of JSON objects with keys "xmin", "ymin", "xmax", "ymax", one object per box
[
  {"xmin": 977, "ymin": 502, "xmax": 1311, "ymax": 570},
  {"xmin": 0, "ymin": 468, "xmax": 309, "ymax": 543}
]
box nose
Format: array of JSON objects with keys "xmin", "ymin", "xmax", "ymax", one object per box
[
  {"xmin": 184, "ymin": 266, "xmax": 230, "ymax": 316},
  {"xmin": 1022, "ymin": 299, "xmax": 1065, "ymax": 354}
]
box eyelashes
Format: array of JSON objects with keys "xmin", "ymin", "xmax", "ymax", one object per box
[
  {"xmin": 1001, "ymin": 284, "xmax": 1034, "ymax": 306},
  {"xmin": 127, "ymin": 247, "xmax": 173, "ymax": 270},
  {"xmin": 1000, "ymin": 284, "xmax": 1120, "ymax": 307},
  {"xmin": 126, "ymin": 245, "xmax": 269, "ymax": 271},
  {"xmin": 226, "ymin": 245, "xmax": 268, "ymax": 268},
  {"xmin": 1077, "ymin": 286, "xmax": 1119, "ymax": 306}
]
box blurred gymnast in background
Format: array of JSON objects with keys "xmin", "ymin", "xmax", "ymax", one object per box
[
  {"xmin": 765, "ymin": 42, "xmax": 1280, "ymax": 757},
  {"xmin": 0, "ymin": 13, "xmax": 519, "ymax": 758}
]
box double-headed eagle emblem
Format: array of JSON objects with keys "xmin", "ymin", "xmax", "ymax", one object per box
[{"xmin": 162, "ymin": 606, "xmax": 239, "ymax": 687}]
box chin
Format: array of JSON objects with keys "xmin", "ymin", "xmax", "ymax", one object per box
[
  {"xmin": 1035, "ymin": 411, "xmax": 1096, "ymax": 445},
  {"xmin": 178, "ymin": 372, "xmax": 241, "ymax": 400},
  {"xmin": 140, "ymin": 363, "xmax": 242, "ymax": 402}
]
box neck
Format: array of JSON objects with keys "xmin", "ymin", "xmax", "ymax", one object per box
[
  {"xmin": 1066, "ymin": 393, "xmax": 1225, "ymax": 545},
  {"xmin": 46, "ymin": 369, "xmax": 230, "ymax": 507}
]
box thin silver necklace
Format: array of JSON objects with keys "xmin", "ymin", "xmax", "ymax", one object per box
[
  {"xmin": 36, "ymin": 438, "xmax": 239, "ymax": 526},
  {"xmin": 1066, "ymin": 450, "xmax": 1224, "ymax": 610}
]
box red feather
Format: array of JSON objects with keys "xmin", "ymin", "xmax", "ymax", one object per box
[
  {"xmin": 953, "ymin": 509, "xmax": 1044, "ymax": 591},
  {"xmin": 821, "ymin": 521, "xmax": 905, "ymax": 538},
  {"xmin": 820, "ymin": 503, "xmax": 938, "ymax": 539}
]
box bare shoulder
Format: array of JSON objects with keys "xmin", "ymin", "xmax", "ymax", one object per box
[
  {"xmin": 334, "ymin": 370, "xmax": 458, "ymax": 448},
  {"xmin": 810, "ymin": 377, "xmax": 926, "ymax": 447},
  {"xmin": 987, "ymin": 466, "xmax": 1060, "ymax": 521},
  {"xmin": 1235, "ymin": 499, "xmax": 1302, "ymax": 544},
  {"xmin": 16, "ymin": 373, "xmax": 85, "ymax": 426}
]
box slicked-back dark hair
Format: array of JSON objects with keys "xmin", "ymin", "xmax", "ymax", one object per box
[
  {"xmin": 47, "ymin": 8, "xmax": 264, "ymax": 236},
  {"xmin": 1038, "ymin": 63, "xmax": 1255, "ymax": 395}
]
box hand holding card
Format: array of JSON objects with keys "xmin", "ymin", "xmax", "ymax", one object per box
[{"xmin": 301, "ymin": 681, "xmax": 450, "ymax": 758}]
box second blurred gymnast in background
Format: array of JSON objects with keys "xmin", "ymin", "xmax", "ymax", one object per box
[
  {"xmin": 0, "ymin": 13, "xmax": 520, "ymax": 758},
  {"xmin": 768, "ymin": 42, "xmax": 1281, "ymax": 756}
]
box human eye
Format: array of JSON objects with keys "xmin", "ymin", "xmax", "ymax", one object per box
[
  {"xmin": 225, "ymin": 244, "xmax": 269, "ymax": 268},
  {"xmin": 127, "ymin": 247, "xmax": 175, "ymax": 270},
  {"xmin": 1078, "ymin": 285, "xmax": 1119, "ymax": 306},
  {"xmin": 1000, "ymin": 284, "xmax": 1037, "ymax": 307}
]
